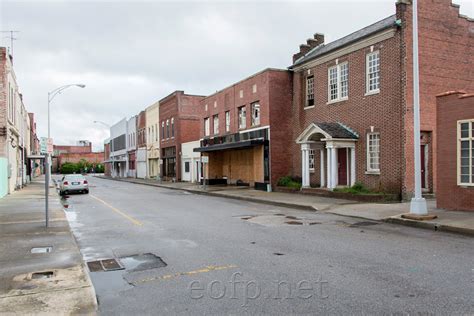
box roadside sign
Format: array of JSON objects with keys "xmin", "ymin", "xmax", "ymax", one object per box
[
  {"xmin": 201, "ymin": 156, "xmax": 209, "ymax": 163},
  {"xmin": 47, "ymin": 138, "xmax": 53, "ymax": 154},
  {"xmin": 40, "ymin": 137, "xmax": 54, "ymax": 154},
  {"xmin": 40, "ymin": 137, "xmax": 48, "ymax": 154}
]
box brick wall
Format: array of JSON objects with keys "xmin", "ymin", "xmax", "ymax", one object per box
[
  {"xmin": 197, "ymin": 69, "xmax": 293, "ymax": 186},
  {"xmin": 159, "ymin": 91, "xmax": 204, "ymax": 180},
  {"xmin": 436, "ymin": 91, "xmax": 474, "ymax": 211},
  {"xmin": 54, "ymin": 144, "xmax": 92, "ymax": 154},
  {"xmin": 137, "ymin": 110, "xmax": 146, "ymax": 148},
  {"xmin": 290, "ymin": 32, "xmax": 404, "ymax": 194},
  {"xmin": 398, "ymin": 0, "xmax": 474, "ymax": 198}
]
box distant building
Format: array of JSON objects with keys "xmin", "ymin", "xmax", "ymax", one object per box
[
  {"xmin": 136, "ymin": 111, "xmax": 147, "ymax": 179},
  {"xmin": 109, "ymin": 118, "xmax": 127, "ymax": 177},
  {"xmin": 194, "ymin": 69, "xmax": 293, "ymax": 188},
  {"xmin": 159, "ymin": 91, "xmax": 204, "ymax": 181},
  {"xmin": 52, "ymin": 141, "xmax": 104, "ymax": 173},
  {"xmin": 146, "ymin": 101, "xmax": 160, "ymax": 178},
  {"xmin": 126, "ymin": 116, "xmax": 137, "ymax": 178}
]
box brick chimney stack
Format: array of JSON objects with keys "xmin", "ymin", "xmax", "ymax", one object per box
[{"xmin": 292, "ymin": 33, "xmax": 325, "ymax": 64}]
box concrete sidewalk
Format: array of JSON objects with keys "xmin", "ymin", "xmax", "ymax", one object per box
[
  {"xmin": 0, "ymin": 177, "xmax": 97, "ymax": 315},
  {"xmin": 98, "ymin": 176, "xmax": 474, "ymax": 237}
]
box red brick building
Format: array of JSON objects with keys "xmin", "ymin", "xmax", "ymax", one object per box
[
  {"xmin": 159, "ymin": 91, "xmax": 204, "ymax": 181},
  {"xmin": 289, "ymin": 0, "xmax": 474, "ymax": 199},
  {"xmin": 436, "ymin": 91, "xmax": 474, "ymax": 211},
  {"xmin": 52, "ymin": 142, "xmax": 103, "ymax": 173},
  {"xmin": 194, "ymin": 69, "xmax": 293, "ymax": 187}
]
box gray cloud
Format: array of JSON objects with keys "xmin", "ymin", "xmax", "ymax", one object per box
[{"xmin": 1, "ymin": 0, "xmax": 472, "ymax": 151}]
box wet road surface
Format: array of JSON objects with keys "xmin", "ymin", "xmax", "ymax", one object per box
[{"xmin": 59, "ymin": 176, "xmax": 474, "ymax": 315}]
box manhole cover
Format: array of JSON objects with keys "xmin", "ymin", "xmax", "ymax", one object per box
[
  {"xmin": 31, "ymin": 271, "xmax": 54, "ymax": 279},
  {"xmin": 31, "ymin": 246, "xmax": 53, "ymax": 254},
  {"xmin": 349, "ymin": 221, "xmax": 379, "ymax": 227},
  {"xmin": 120, "ymin": 253, "xmax": 167, "ymax": 272},
  {"xmin": 87, "ymin": 258, "xmax": 124, "ymax": 272}
]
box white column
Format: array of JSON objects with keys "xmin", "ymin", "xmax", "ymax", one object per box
[
  {"xmin": 326, "ymin": 147, "xmax": 331, "ymax": 189},
  {"xmin": 320, "ymin": 149, "xmax": 325, "ymax": 188},
  {"xmin": 301, "ymin": 143, "xmax": 310, "ymax": 188},
  {"xmin": 331, "ymin": 147, "xmax": 338, "ymax": 189},
  {"xmin": 350, "ymin": 147, "xmax": 356, "ymax": 186}
]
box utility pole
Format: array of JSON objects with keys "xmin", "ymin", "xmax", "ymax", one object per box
[{"xmin": 1, "ymin": 31, "xmax": 19, "ymax": 56}]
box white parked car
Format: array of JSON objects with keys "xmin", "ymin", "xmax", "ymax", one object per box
[{"xmin": 59, "ymin": 174, "xmax": 89, "ymax": 195}]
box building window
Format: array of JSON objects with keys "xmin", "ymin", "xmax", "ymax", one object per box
[
  {"xmin": 367, "ymin": 133, "xmax": 380, "ymax": 172},
  {"xmin": 458, "ymin": 120, "xmax": 474, "ymax": 185},
  {"xmin": 204, "ymin": 117, "xmax": 210, "ymax": 136},
  {"xmin": 238, "ymin": 106, "xmax": 246, "ymax": 129},
  {"xmin": 161, "ymin": 122, "xmax": 164, "ymax": 140},
  {"xmin": 309, "ymin": 149, "xmax": 315, "ymax": 171},
  {"xmin": 184, "ymin": 161, "xmax": 190, "ymax": 173},
  {"xmin": 151, "ymin": 125, "xmax": 154, "ymax": 142},
  {"xmin": 251, "ymin": 102, "xmax": 260, "ymax": 126},
  {"xmin": 155, "ymin": 124, "xmax": 158, "ymax": 141},
  {"xmin": 306, "ymin": 76, "xmax": 314, "ymax": 106},
  {"xmin": 225, "ymin": 111, "xmax": 230, "ymax": 132},
  {"xmin": 171, "ymin": 118, "xmax": 174, "ymax": 138},
  {"xmin": 328, "ymin": 62, "xmax": 348, "ymax": 102},
  {"xmin": 213, "ymin": 115, "xmax": 219, "ymax": 135},
  {"xmin": 166, "ymin": 119, "xmax": 170, "ymax": 139},
  {"xmin": 366, "ymin": 51, "xmax": 380, "ymax": 93}
]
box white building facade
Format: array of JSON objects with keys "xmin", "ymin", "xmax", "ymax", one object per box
[
  {"xmin": 110, "ymin": 118, "xmax": 128, "ymax": 178},
  {"xmin": 181, "ymin": 140, "xmax": 201, "ymax": 183}
]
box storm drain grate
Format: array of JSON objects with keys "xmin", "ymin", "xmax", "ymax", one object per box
[
  {"xmin": 120, "ymin": 253, "xmax": 167, "ymax": 272},
  {"xmin": 87, "ymin": 258, "xmax": 124, "ymax": 272},
  {"xmin": 31, "ymin": 271, "xmax": 54, "ymax": 279},
  {"xmin": 349, "ymin": 221, "xmax": 379, "ymax": 227},
  {"xmin": 31, "ymin": 246, "xmax": 53, "ymax": 254}
]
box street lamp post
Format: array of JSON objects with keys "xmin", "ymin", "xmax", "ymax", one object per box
[
  {"xmin": 93, "ymin": 121, "xmax": 114, "ymax": 177},
  {"xmin": 409, "ymin": 0, "xmax": 428, "ymax": 215},
  {"xmin": 45, "ymin": 84, "xmax": 85, "ymax": 227}
]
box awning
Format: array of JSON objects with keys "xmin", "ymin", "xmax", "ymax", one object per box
[{"xmin": 194, "ymin": 139, "xmax": 265, "ymax": 153}]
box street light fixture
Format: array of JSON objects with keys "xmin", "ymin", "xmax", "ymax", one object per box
[
  {"xmin": 45, "ymin": 83, "xmax": 86, "ymax": 228},
  {"xmin": 93, "ymin": 120, "xmax": 115, "ymax": 177}
]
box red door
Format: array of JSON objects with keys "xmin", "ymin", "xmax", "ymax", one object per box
[
  {"xmin": 420, "ymin": 145, "xmax": 426, "ymax": 188},
  {"xmin": 338, "ymin": 148, "xmax": 348, "ymax": 186}
]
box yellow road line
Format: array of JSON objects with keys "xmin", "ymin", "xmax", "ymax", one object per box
[
  {"xmin": 134, "ymin": 264, "xmax": 238, "ymax": 285},
  {"xmin": 90, "ymin": 194, "xmax": 143, "ymax": 226}
]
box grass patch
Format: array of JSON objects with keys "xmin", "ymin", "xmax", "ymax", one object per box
[
  {"xmin": 277, "ymin": 176, "xmax": 302, "ymax": 189},
  {"xmin": 333, "ymin": 182, "xmax": 383, "ymax": 195}
]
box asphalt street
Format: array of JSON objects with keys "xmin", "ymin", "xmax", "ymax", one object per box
[{"xmin": 58, "ymin": 176, "xmax": 473, "ymax": 315}]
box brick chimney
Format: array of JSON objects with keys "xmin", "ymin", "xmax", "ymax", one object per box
[{"xmin": 292, "ymin": 33, "xmax": 325, "ymax": 64}]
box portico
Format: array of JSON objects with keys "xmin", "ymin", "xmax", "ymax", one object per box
[{"xmin": 296, "ymin": 122, "xmax": 358, "ymax": 190}]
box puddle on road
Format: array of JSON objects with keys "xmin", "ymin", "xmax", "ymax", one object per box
[{"xmin": 119, "ymin": 253, "xmax": 167, "ymax": 272}]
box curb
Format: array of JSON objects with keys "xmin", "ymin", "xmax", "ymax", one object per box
[
  {"xmin": 56, "ymin": 190, "xmax": 98, "ymax": 312},
  {"xmin": 384, "ymin": 217, "xmax": 474, "ymax": 237},
  {"xmin": 95, "ymin": 176, "xmax": 316, "ymax": 211}
]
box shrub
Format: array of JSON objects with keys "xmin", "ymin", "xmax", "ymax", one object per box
[
  {"xmin": 334, "ymin": 182, "xmax": 379, "ymax": 195},
  {"xmin": 60, "ymin": 162, "xmax": 80, "ymax": 174},
  {"xmin": 277, "ymin": 176, "xmax": 302, "ymax": 189}
]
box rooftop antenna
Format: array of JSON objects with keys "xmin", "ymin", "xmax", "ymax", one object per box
[{"xmin": 1, "ymin": 30, "xmax": 19, "ymax": 56}]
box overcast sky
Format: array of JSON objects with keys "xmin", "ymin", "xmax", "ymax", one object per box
[{"xmin": 1, "ymin": 0, "xmax": 473, "ymax": 151}]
